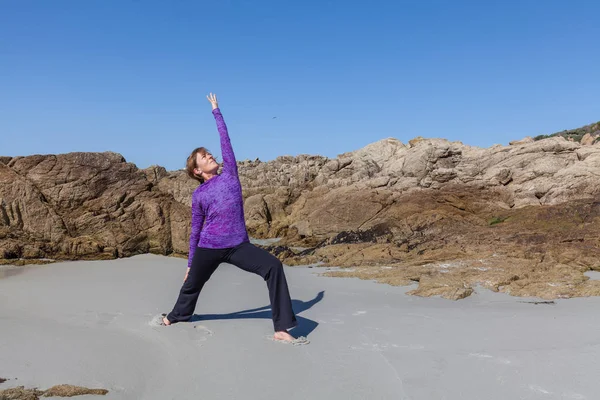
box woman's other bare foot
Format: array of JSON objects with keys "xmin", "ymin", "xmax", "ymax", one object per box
[{"xmin": 273, "ymin": 330, "xmax": 295, "ymax": 342}]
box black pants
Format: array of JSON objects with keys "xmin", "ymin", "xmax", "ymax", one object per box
[{"xmin": 167, "ymin": 242, "xmax": 297, "ymax": 332}]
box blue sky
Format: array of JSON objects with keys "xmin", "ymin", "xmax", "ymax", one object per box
[{"xmin": 1, "ymin": 0, "xmax": 599, "ymax": 170}]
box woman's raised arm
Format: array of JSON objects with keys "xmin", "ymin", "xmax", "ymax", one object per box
[{"xmin": 207, "ymin": 93, "xmax": 238, "ymax": 177}]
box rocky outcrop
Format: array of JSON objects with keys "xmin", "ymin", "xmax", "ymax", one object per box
[
  {"xmin": 0, "ymin": 152, "xmax": 190, "ymax": 261},
  {"xmin": 3, "ymin": 122, "xmax": 600, "ymax": 300},
  {"xmin": 0, "ymin": 384, "xmax": 108, "ymax": 399},
  {"xmin": 228, "ymin": 135, "xmax": 600, "ymax": 241},
  {"xmin": 237, "ymin": 135, "xmax": 600, "ymax": 300}
]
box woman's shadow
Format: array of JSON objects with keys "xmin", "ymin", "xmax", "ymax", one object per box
[{"xmin": 190, "ymin": 290, "xmax": 324, "ymax": 337}]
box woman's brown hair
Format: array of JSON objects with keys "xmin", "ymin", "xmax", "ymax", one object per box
[{"xmin": 186, "ymin": 147, "xmax": 209, "ymax": 183}]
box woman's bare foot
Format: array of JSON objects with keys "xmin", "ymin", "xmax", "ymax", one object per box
[
  {"xmin": 273, "ymin": 330, "xmax": 295, "ymax": 342},
  {"xmin": 162, "ymin": 315, "xmax": 171, "ymax": 326}
]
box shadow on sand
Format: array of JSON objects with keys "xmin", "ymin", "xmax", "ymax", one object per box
[{"xmin": 190, "ymin": 291, "xmax": 324, "ymax": 337}]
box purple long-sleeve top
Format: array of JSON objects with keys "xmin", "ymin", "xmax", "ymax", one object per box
[{"xmin": 187, "ymin": 108, "xmax": 249, "ymax": 267}]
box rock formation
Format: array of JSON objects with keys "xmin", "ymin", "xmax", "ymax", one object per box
[
  {"xmin": 2, "ymin": 121, "xmax": 600, "ymax": 300},
  {"xmin": 0, "ymin": 153, "xmax": 190, "ymax": 261}
]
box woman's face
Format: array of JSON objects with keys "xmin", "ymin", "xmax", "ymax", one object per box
[{"xmin": 194, "ymin": 152, "xmax": 219, "ymax": 177}]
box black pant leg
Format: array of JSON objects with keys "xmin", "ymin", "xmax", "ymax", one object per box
[
  {"xmin": 226, "ymin": 242, "xmax": 297, "ymax": 331},
  {"xmin": 167, "ymin": 247, "xmax": 225, "ymax": 323}
]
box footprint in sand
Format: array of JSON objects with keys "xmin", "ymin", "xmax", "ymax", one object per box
[
  {"xmin": 148, "ymin": 313, "xmax": 167, "ymax": 327},
  {"xmin": 188, "ymin": 325, "xmax": 214, "ymax": 347},
  {"xmin": 148, "ymin": 315, "xmax": 214, "ymax": 347},
  {"xmin": 352, "ymin": 311, "xmax": 367, "ymax": 316}
]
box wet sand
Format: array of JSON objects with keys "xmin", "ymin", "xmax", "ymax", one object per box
[{"xmin": 0, "ymin": 254, "xmax": 598, "ymax": 399}]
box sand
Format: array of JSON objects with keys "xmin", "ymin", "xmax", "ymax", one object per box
[{"xmin": 0, "ymin": 254, "xmax": 598, "ymax": 399}]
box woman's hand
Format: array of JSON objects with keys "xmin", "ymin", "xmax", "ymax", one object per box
[
  {"xmin": 207, "ymin": 93, "xmax": 219, "ymax": 110},
  {"xmin": 184, "ymin": 267, "xmax": 191, "ymax": 282}
]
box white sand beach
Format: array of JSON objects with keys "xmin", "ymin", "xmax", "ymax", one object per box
[{"xmin": 0, "ymin": 254, "xmax": 598, "ymax": 399}]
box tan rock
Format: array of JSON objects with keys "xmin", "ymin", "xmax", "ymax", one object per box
[
  {"xmin": 581, "ymin": 133, "xmax": 597, "ymax": 146},
  {"xmin": 43, "ymin": 384, "xmax": 108, "ymax": 397},
  {"xmin": 509, "ymin": 136, "xmax": 534, "ymax": 145}
]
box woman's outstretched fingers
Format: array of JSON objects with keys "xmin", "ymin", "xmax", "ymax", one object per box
[{"xmin": 207, "ymin": 93, "xmax": 218, "ymax": 110}]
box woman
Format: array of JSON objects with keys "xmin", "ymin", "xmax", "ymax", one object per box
[{"xmin": 162, "ymin": 93, "xmax": 301, "ymax": 344}]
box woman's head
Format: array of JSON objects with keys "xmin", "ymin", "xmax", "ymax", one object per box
[{"xmin": 186, "ymin": 147, "xmax": 219, "ymax": 183}]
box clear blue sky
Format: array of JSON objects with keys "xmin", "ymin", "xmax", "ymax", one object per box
[{"xmin": 1, "ymin": 0, "xmax": 599, "ymax": 170}]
